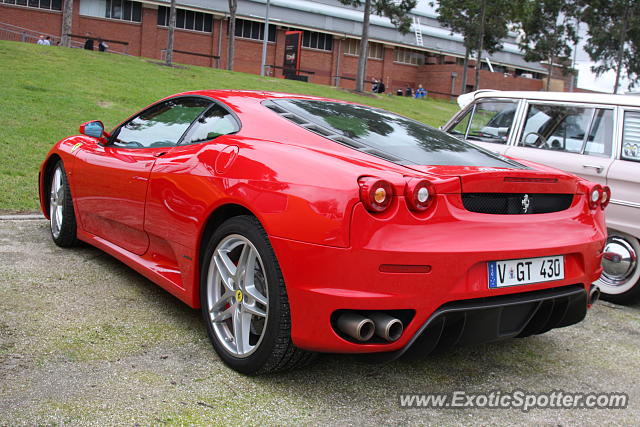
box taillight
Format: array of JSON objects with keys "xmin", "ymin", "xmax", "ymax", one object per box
[
  {"xmin": 600, "ymin": 186, "xmax": 611, "ymax": 208},
  {"xmin": 358, "ymin": 177, "xmax": 394, "ymax": 213},
  {"xmin": 404, "ymin": 178, "xmax": 435, "ymax": 212},
  {"xmin": 588, "ymin": 184, "xmax": 602, "ymax": 210}
]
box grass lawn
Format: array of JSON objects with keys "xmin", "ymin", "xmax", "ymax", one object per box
[{"xmin": 0, "ymin": 40, "xmax": 459, "ymax": 212}]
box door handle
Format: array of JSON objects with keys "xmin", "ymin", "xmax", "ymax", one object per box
[{"xmin": 582, "ymin": 164, "xmax": 604, "ymax": 173}]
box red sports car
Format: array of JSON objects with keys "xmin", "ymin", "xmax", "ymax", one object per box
[{"xmin": 40, "ymin": 90, "xmax": 609, "ymax": 374}]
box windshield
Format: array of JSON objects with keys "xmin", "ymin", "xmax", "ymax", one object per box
[{"xmin": 265, "ymin": 99, "xmax": 523, "ymax": 168}]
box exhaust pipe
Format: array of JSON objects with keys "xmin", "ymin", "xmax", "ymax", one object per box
[
  {"xmin": 369, "ymin": 312, "xmax": 403, "ymax": 342},
  {"xmin": 589, "ymin": 285, "xmax": 600, "ymax": 306},
  {"xmin": 336, "ymin": 312, "xmax": 375, "ymax": 342}
]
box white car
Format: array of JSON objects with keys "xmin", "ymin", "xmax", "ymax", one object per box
[{"xmin": 443, "ymin": 90, "xmax": 640, "ymax": 304}]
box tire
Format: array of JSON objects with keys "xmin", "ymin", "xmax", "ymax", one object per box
[
  {"xmin": 49, "ymin": 160, "xmax": 78, "ymax": 247},
  {"xmin": 597, "ymin": 230, "xmax": 640, "ymax": 305},
  {"xmin": 200, "ymin": 215, "xmax": 313, "ymax": 374}
]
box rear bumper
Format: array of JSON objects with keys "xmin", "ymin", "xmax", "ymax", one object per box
[
  {"xmin": 270, "ymin": 196, "xmax": 606, "ymax": 354},
  {"xmin": 372, "ymin": 284, "xmax": 587, "ymax": 362}
]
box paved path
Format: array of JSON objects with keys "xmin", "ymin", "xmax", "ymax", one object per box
[{"xmin": 1, "ymin": 219, "xmax": 639, "ymax": 425}]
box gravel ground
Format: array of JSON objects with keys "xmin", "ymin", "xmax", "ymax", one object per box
[{"xmin": 1, "ymin": 219, "xmax": 639, "ymax": 426}]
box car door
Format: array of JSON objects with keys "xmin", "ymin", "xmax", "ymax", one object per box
[
  {"xmin": 444, "ymin": 98, "xmax": 522, "ymax": 155},
  {"xmin": 606, "ymin": 108, "xmax": 640, "ymax": 236},
  {"xmin": 73, "ymin": 96, "xmax": 212, "ymax": 255},
  {"xmin": 504, "ymin": 101, "xmax": 615, "ymax": 186},
  {"xmin": 143, "ymin": 102, "xmax": 241, "ymax": 251}
]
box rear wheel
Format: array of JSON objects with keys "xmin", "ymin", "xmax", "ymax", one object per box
[
  {"xmin": 49, "ymin": 161, "xmax": 78, "ymax": 247},
  {"xmin": 597, "ymin": 230, "xmax": 640, "ymax": 305},
  {"xmin": 200, "ymin": 215, "xmax": 313, "ymax": 374}
]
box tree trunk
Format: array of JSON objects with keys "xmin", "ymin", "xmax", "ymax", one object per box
[
  {"xmin": 546, "ymin": 54, "xmax": 553, "ymax": 91},
  {"xmin": 460, "ymin": 48, "xmax": 470, "ymax": 94},
  {"xmin": 227, "ymin": 0, "xmax": 238, "ymax": 71},
  {"xmin": 473, "ymin": 0, "xmax": 486, "ymax": 91},
  {"xmin": 165, "ymin": 0, "xmax": 176, "ymax": 66},
  {"xmin": 613, "ymin": 11, "xmax": 629, "ymax": 94},
  {"xmin": 60, "ymin": 0, "xmax": 73, "ymax": 47},
  {"xmin": 355, "ymin": 0, "xmax": 371, "ymax": 93},
  {"xmin": 260, "ymin": 0, "xmax": 271, "ymax": 76}
]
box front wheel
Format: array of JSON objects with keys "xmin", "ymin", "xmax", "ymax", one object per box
[
  {"xmin": 597, "ymin": 230, "xmax": 640, "ymax": 305},
  {"xmin": 200, "ymin": 216, "xmax": 313, "ymax": 374},
  {"xmin": 49, "ymin": 160, "xmax": 78, "ymax": 247}
]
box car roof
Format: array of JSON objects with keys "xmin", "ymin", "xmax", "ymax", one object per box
[
  {"xmin": 468, "ymin": 90, "xmax": 640, "ymax": 107},
  {"xmin": 173, "ymin": 89, "xmax": 342, "ymax": 103}
]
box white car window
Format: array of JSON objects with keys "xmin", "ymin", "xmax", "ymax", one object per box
[
  {"xmin": 520, "ymin": 104, "xmax": 593, "ymax": 153},
  {"xmin": 622, "ymin": 111, "xmax": 640, "ymax": 162},
  {"xmin": 449, "ymin": 100, "xmax": 518, "ymax": 145},
  {"xmin": 584, "ymin": 109, "xmax": 614, "ymax": 157}
]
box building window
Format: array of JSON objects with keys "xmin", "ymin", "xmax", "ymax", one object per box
[
  {"xmin": 235, "ymin": 18, "xmax": 276, "ymax": 42},
  {"xmin": 302, "ymin": 30, "xmax": 332, "ymax": 51},
  {"xmin": 3, "ymin": 0, "xmax": 62, "ymax": 11},
  {"xmin": 105, "ymin": 0, "xmax": 141, "ymax": 22},
  {"xmin": 344, "ymin": 39, "xmax": 384, "ymax": 59},
  {"xmin": 158, "ymin": 6, "xmax": 213, "ymax": 32},
  {"xmin": 395, "ymin": 47, "xmax": 424, "ymax": 65},
  {"xmin": 285, "ymin": 27, "xmax": 333, "ymax": 51}
]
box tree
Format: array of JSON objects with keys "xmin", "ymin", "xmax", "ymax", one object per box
[
  {"xmin": 165, "ymin": 0, "xmax": 177, "ymax": 66},
  {"xmin": 60, "ymin": 0, "xmax": 73, "ymax": 47},
  {"xmin": 581, "ymin": 0, "xmax": 640, "ymax": 93},
  {"xmin": 516, "ymin": 0, "xmax": 579, "ymax": 91},
  {"xmin": 432, "ymin": 0, "xmax": 513, "ymax": 94},
  {"xmin": 340, "ymin": 0, "xmax": 417, "ymax": 92},
  {"xmin": 227, "ymin": 0, "xmax": 238, "ymax": 71}
]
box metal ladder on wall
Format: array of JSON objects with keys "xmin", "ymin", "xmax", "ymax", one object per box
[{"xmin": 413, "ymin": 16, "xmax": 423, "ymax": 47}]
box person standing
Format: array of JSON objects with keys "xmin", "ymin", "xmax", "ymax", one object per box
[
  {"xmin": 414, "ymin": 84, "xmax": 426, "ymax": 99},
  {"xmin": 84, "ymin": 37, "xmax": 94, "ymax": 50}
]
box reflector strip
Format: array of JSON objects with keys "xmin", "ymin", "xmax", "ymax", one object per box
[{"xmin": 379, "ymin": 264, "xmax": 432, "ymax": 273}]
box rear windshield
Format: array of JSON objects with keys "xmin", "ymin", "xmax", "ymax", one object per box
[{"xmin": 264, "ymin": 99, "xmax": 523, "ymax": 168}]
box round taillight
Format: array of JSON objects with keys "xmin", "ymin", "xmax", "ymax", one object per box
[
  {"xmin": 404, "ymin": 179, "xmax": 435, "ymax": 212},
  {"xmin": 600, "ymin": 186, "xmax": 611, "ymax": 208},
  {"xmin": 589, "ymin": 185, "xmax": 602, "ymax": 210},
  {"xmin": 359, "ymin": 177, "xmax": 394, "ymax": 213}
]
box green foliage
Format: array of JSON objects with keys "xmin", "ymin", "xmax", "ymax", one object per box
[
  {"xmin": 431, "ymin": 0, "xmax": 514, "ymax": 54},
  {"xmin": 516, "ymin": 0, "xmax": 578, "ymax": 65},
  {"xmin": 580, "ymin": 0, "xmax": 640, "ymax": 91},
  {"xmin": 0, "ymin": 41, "xmax": 457, "ymax": 212},
  {"xmin": 339, "ymin": 0, "xmax": 417, "ymax": 34}
]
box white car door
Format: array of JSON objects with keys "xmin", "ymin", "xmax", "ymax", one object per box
[
  {"xmin": 504, "ymin": 101, "xmax": 615, "ymax": 186},
  {"xmin": 444, "ymin": 98, "xmax": 522, "ymax": 155},
  {"xmin": 606, "ymin": 109, "xmax": 640, "ymax": 237}
]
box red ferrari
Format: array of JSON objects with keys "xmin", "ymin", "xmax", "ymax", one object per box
[{"xmin": 40, "ymin": 90, "xmax": 608, "ymax": 374}]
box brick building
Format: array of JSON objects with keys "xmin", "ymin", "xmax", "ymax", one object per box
[{"xmin": 0, "ymin": 0, "xmax": 565, "ymax": 96}]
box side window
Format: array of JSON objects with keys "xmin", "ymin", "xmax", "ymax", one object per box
[
  {"xmin": 448, "ymin": 108, "xmax": 471, "ymax": 138},
  {"xmin": 181, "ymin": 104, "xmax": 240, "ymax": 145},
  {"xmin": 622, "ymin": 110, "xmax": 640, "ymax": 162},
  {"xmin": 584, "ymin": 109, "xmax": 614, "ymax": 157},
  {"xmin": 113, "ymin": 97, "xmax": 211, "ymax": 148},
  {"xmin": 520, "ymin": 104, "xmax": 593, "ymax": 153},
  {"xmin": 461, "ymin": 100, "xmax": 518, "ymax": 144}
]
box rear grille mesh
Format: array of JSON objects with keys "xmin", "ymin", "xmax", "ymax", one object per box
[{"xmin": 462, "ymin": 193, "xmax": 573, "ymax": 214}]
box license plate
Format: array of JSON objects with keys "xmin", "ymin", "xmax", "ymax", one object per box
[{"xmin": 488, "ymin": 255, "xmax": 564, "ymax": 288}]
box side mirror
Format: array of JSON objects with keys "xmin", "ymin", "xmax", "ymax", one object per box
[{"xmin": 80, "ymin": 121, "xmax": 105, "ymax": 138}]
